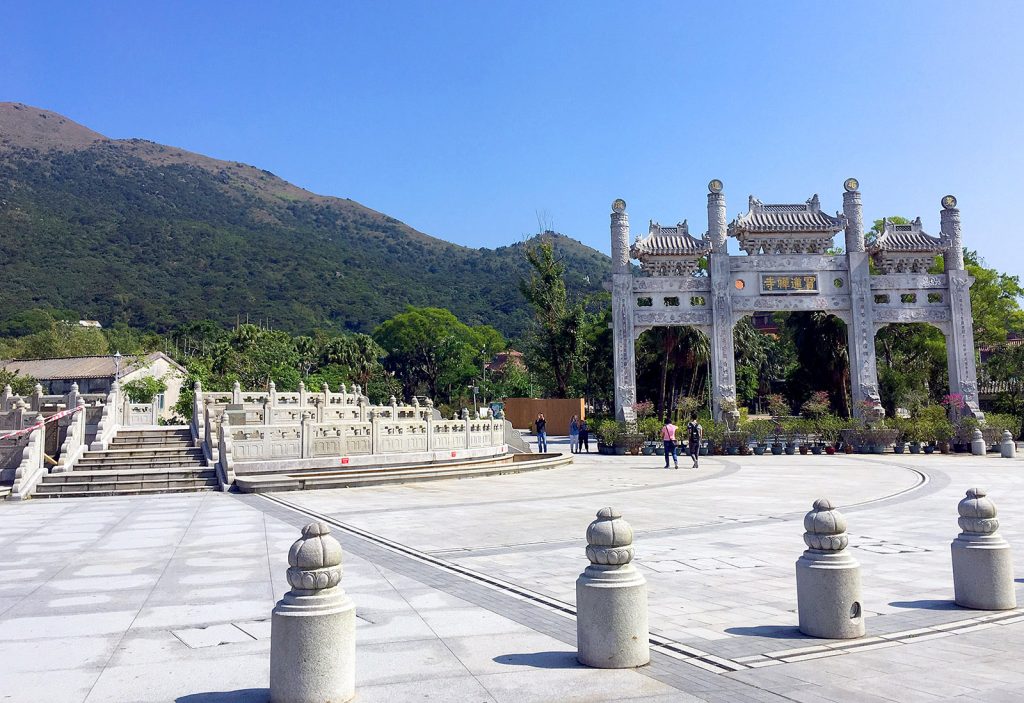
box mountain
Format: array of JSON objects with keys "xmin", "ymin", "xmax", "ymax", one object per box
[{"xmin": 0, "ymin": 103, "xmax": 610, "ymax": 338}]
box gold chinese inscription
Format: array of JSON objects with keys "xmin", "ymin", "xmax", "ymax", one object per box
[{"xmin": 761, "ymin": 274, "xmax": 819, "ymax": 294}]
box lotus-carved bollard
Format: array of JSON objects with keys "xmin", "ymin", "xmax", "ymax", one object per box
[
  {"xmin": 795, "ymin": 498, "xmax": 864, "ymax": 639},
  {"xmin": 1001, "ymin": 431, "xmax": 1016, "ymax": 459},
  {"xmin": 971, "ymin": 428, "xmax": 986, "ymax": 456},
  {"xmin": 951, "ymin": 488, "xmax": 1015, "ymax": 610},
  {"xmin": 576, "ymin": 507, "xmax": 649, "ymax": 668},
  {"xmin": 270, "ymin": 522, "xmax": 355, "ymax": 703}
]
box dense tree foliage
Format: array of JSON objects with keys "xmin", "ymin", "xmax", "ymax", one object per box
[{"xmin": 0, "ymin": 145, "xmax": 608, "ymax": 339}]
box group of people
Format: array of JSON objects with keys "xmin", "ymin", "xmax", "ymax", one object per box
[
  {"xmin": 533, "ymin": 411, "xmax": 701, "ymax": 465},
  {"xmin": 661, "ymin": 413, "xmax": 703, "ymax": 469},
  {"xmin": 533, "ymin": 413, "xmax": 590, "ymax": 453}
]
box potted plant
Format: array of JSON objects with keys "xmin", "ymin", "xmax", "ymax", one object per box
[
  {"xmin": 817, "ymin": 414, "xmax": 841, "ymax": 455},
  {"xmin": 704, "ymin": 418, "xmax": 725, "ymax": 455},
  {"xmin": 770, "ymin": 420, "xmax": 785, "ymax": 455},
  {"xmin": 747, "ymin": 419, "xmax": 772, "ymax": 455},
  {"xmin": 638, "ymin": 417, "xmax": 661, "ymax": 455},
  {"xmin": 781, "ymin": 419, "xmax": 798, "ymax": 454},
  {"xmin": 597, "ymin": 419, "xmax": 620, "ymax": 455}
]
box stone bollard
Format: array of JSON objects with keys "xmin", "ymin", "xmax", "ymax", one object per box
[
  {"xmin": 971, "ymin": 428, "xmax": 986, "ymax": 456},
  {"xmin": 576, "ymin": 507, "xmax": 649, "ymax": 668},
  {"xmin": 951, "ymin": 488, "xmax": 1015, "ymax": 610},
  {"xmin": 1001, "ymin": 431, "xmax": 1016, "ymax": 459},
  {"xmin": 796, "ymin": 498, "xmax": 864, "ymax": 639},
  {"xmin": 270, "ymin": 522, "xmax": 355, "ymax": 703}
]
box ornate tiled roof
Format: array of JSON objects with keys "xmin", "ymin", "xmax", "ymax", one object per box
[
  {"xmin": 868, "ymin": 217, "xmax": 946, "ymax": 253},
  {"xmin": 731, "ymin": 195, "xmax": 846, "ymax": 235},
  {"xmin": 630, "ymin": 220, "xmax": 712, "ymax": 258}
]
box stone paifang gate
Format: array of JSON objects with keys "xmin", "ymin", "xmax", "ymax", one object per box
[{"xmin": 610, "ymin": 179, "xmax": 982, "ymax": 424}]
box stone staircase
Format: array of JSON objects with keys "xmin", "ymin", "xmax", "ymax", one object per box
[{"xmin": 36, "ymin": 427, "xmax": 216, "ymax": 498}]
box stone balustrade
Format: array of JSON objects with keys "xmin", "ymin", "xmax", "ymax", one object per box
[{"xmin": 191, "ymin": 381, "xmax": 509, "ymax": 485}]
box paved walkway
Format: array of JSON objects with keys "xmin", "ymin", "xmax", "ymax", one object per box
[{"xmin": 1, "ymin": 440, "xmax": 1023, "ymax": 701}]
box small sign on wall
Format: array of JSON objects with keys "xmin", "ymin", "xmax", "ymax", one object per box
[{"xmin": 761, "ymin": 273, "xmax": 819, "ymax": 295}]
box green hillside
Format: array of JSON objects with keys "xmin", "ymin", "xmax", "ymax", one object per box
[{"xmin": 0, "ymin": 103, "xmax": 610, "ymax": 338}]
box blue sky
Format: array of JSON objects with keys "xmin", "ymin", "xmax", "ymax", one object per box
[{"xmin": 4, "ymin": 1, "xmax": 1024, "ymax": 282}]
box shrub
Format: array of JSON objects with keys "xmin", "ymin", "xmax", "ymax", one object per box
[
  {"xmin": 766, "ymin": 394, "xmax": 789, "ymax": 418},
  {"xmin": 121, "ymin": 375, "xmax": 168, "ymax": 403}
]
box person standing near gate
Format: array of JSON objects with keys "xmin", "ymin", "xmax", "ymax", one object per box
[
  {"xmin": 578, "ymin": 418, "xmax": 590, "ymax": 453},
  {"xmin": 568, "ymin": 415, "xmax": 579, "ymax": 454},
  {"xmin": 686, "ymin": 412, "xmax": 703, "ymax": 469},
  {"xmin": 661, "ymin": 417, "xmax": 678, "ymax": 469},
  {"xmin": 535, "ymin": 413, "xmax": 548, "ymax": 453}
]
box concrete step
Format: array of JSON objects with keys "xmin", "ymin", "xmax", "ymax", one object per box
[
  {"xmin": 34, "ymin": 484, "xmax": 218, "ymax": 499},
  {"xmin": 109, "ymin": 438, "xmax": 194, "ymax": 448},
  {"xmin": 113, "ymin": 429, "xmax": 192, "ymax": 440},
  {"xmin": 45, "ymin": 467, "xmax": 217, "ymax": 482},
  {"xmin": 79, "ymin": 447, "xmax": 204, "ymax": 461},
  {"xmin": 235, "ymin": 453, "xmax": 570, "ymax": 493}
]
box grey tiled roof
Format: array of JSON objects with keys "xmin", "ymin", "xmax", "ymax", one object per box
[
  {"xmin": 868, "ymin": 217, "xmax": 946, "ymax": 253},
  {"xmin": 731, "ymin": 194, "xmax": 845, "ymax": 234},
  {"xmin": 0, "ymin": 352, "xmax": 180, "ymax": 380},
  {"xmin": 631, "ymin": 220, "xmax": 712, "ymax": 258}
]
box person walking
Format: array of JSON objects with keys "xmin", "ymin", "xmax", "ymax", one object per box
[
  {"xmin": 535, "ymin": 413, "xmax": 548, "ymax": 453},
  {"xmin": 578, "ymin": 419, "xmax": 590, "ymax": 453},
  {"xmin": 686, "ymin": 412, "xmax": 703, "ymax": 469},
  {"xmin": 568, "ymin": 415, "xmax": 579, "ymax": 454},
  {"xmin": 661, "ymin": 418, "xmax": 678, "ymax": 469}
]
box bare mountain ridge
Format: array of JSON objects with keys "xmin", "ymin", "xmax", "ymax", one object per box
[{"xmin": 0, "ymin": 103, "xmax": 610, "ymax": 336}]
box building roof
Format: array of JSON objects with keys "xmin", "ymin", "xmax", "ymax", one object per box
[
  {"xmin": 0, "ymin": 352, "xmax": 183, "ymax": 380},
  {"xmin": 868, "ymin": 217, "xmax": 946, "ymax": 253},
  {"xmin": 630, "ymin": 220, "xmax": 712, "ymax": 258},
  {"xmin": 731, "ymin": 195, "xmax": 846, "ymax": 235},
  {"xmin": 485, "ymin": 350, "xmax": 525, "ymax": 373}
]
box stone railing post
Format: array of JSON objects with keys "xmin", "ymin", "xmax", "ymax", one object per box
[
  {"xmin": 30, "ymin": 384, "xmax": 43, "ymax": 412},
  {"xmin": 796, "ymin": 498, "xmax": 864, "ymax": 639},
  {"xmin": 951, "ymin": 488, "xmax": 1015, "ymax": 610},
  {"xmin": 10, "ymin": 412, "xmax": 45, "ymax": 500},
  {"xmin": 216, "ymin": 412, "xmax": 234, "ymax": 489},
  {"xmin": 65, "ymin": 382, "xmax": 80, "ymax": 414},
  {"xmin": 576, "ymin": 507, "xmax": 649, "ymax": 668},
  {"xmin": 298, "ymin": 381, "xmax": 307, "ymax": 408},
  {"xmin": 1001, "ymin": 430, "xmax": 1016, "ymax": 458},
  {"xmin": 271, "ymin": 522, "xmax": 355, "ymax": 703},
  {"xmin": 269, "ymin": 380, "xmax": 277, "ymax": 408},
  {"xmin": 358, "ymin": 396, "xmax": 367, "ymax": 423},
  {"xmin": 971, "ymin": 428, "xmax": 986, "ymax": 456},
  {"xmin": 426, "ymin": 414, "xmax": 434, "ymax": 452},
  {"xmin": 232, "ymin": 380, "xmax": 242, "ymax": 404},
  {"xmin": 191, "ymin": 381, "xmax": 204, "ymax": 445},
  {"xmin": 0, "ymin": 384, "xmax": 11, "ymax": 411},
  {"xmin": 300, "ymin": 410, "xmax": 314, "ymax": 459}
]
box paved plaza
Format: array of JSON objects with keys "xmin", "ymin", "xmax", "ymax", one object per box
[{"xmin": 2, "ymin": 438, "xmax": 1024, "ymax": 702}]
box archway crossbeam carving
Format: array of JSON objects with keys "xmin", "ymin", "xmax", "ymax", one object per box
[{"xmin": 609, "ymin": 182, "xmax": 981, "ymax": 424}]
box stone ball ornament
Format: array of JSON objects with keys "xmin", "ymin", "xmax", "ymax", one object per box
[
  {"xmin": 708, "ymin": 179, "xmax": 724, "ymax": 194},
  {"xmin": 286, "ymin": 521, "xmax": 344, "ymax": 592},
  {"xmin": 612, "ymin": 198, "xmax": 627, "ymax": 213},
  {"xmin": 802, "ymin": 498, "xmax": 849, "ymax": 552},
  {"xmin": 958, "ymin": 488, "xmax": 999, "ymax": 535},
  {"xmin": 843, "ymin": 177, "xmax": 859, "ymax": 193},
  {"xmin": 942, "ymin": 194, "xmax": 958, "ymax": 209},
  {"xmin": 585, "ymin": 507, "xmax": 635, "ymax": 565}
]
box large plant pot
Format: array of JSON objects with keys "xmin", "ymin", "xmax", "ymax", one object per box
[
  {"xmin": 726, "ymin": 446, "xmax": 739, "ymax": 456},
  {"xmin": 811, "ymin": 445, "xmax": 823, "ymax": 455},
  {"xmin": 893, "ymin": 443, "xmax": 905, "ymax": 454},
  {"xmin": 798, "ymin": 446, "xmax": 808, "ymax": 455},
  {"xmin": 924, "ymin": 444, "xmax": 935, "ymax": 454},
  {"xmin": 641, "ymin": 445, "xmax": 655, "ymax": 456},
  {"xmin": 771, "ymin": 443, "xmax": 783, "ymax": 455},
  {"xmin": 825, "ymin": 446, "xmax": 836, "ymax": 455},
  {"xmin": 613, "ymin": 446, "xmax": 627, "ymax": 455},
  {"xmin": 844, "ymin": 444, "xmax": 854, "ymax": 454},
  {"xmin": 909, "ymin": 442, "xmax": 921, "ymax": 454},
  {"xmin": 699, "ymin": 442, "xmax": 709, "ymax": 456},
  {"xmin": 753, "ymin": 445, "xmax": 766, "ymax": 456},
  {"xmin": 784, "ymin": 445, "xmax": 796, "ymax": 455}
]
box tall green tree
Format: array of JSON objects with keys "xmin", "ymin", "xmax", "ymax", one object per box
[{"xmin": 519, "ymin": 242, "xmax": 584, "ymax": 398}]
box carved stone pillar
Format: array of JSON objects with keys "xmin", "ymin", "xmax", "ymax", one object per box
[
  {"xmin": 707, "ymin": 180, "xmax": 727, "ymax": 253},
  {"xmin": 846, "ymin": 251, "xmax": 881, "ymax": 419},
  {"xmin": 709, "ymin": 253, "xmax": 736, "ymax": 421},
  {"xmin": 610, "ymin": 199, "xmax": 637, "ymax": 424},
  {"xmin": 842, "ymin": 178, "xmax": 865, "ymax": 254},
  {"xmin": 706, "ymin": 182, "xmax": 735, "ymax": 421},
  {"xmin": 940, "ymin": 196, "xmax": 981, "ymax": 419}
]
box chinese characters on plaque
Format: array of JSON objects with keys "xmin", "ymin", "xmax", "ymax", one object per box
[{"xmin": 760, "ymin": 274, "xmax": 819, "ymax": 295}]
